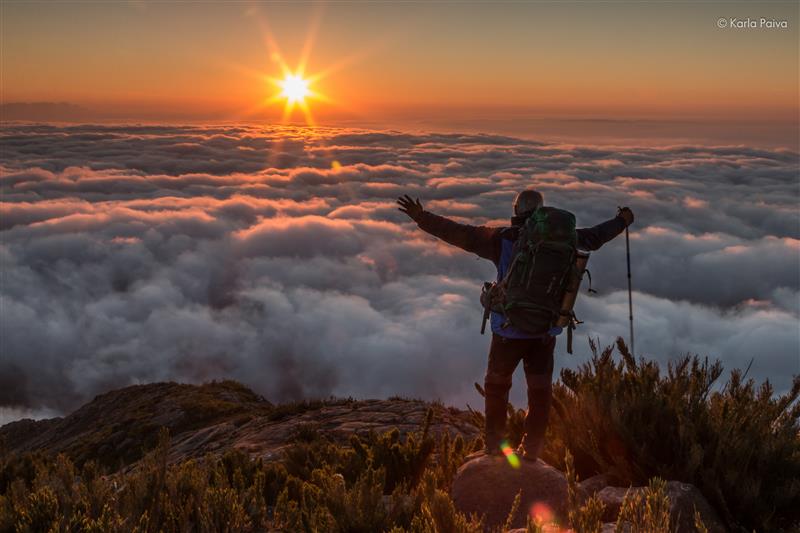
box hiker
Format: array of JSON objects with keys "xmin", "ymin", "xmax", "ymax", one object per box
[{"xmin": 398, "ymin": 190, "xmax": 634, "ymax": 460}]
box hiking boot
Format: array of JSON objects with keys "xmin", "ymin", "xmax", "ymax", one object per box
[
  {"xmin": 463, "ymin": 445, "xmax": 502, "ymax": 462},
  {"xmin": 483, "ymin": 440, "xmax": 503, "ymax": 456},
  {"xmin": 516, "ymin": 438, "xmax": 544, "ymax": 462},
  {"xmin": 515, "ymin": 445, "xmax": 538, "ymax": 462}
]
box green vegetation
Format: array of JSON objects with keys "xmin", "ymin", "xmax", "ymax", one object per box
[
  {"xmin": 0, "ymin": 415, "xmax": 486, "ymax": 532},
  {"xmin": 472, "ymin": 337, "xmax": 799, "ymax": 533},
  {"xmin": 0, "ymin": 338, "xmax": 797, "ymax": 532},
  {"xmin": 550, "ymin": 338, "xmax": 800, "ymax": 533}
]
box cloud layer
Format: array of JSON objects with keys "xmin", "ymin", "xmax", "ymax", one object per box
[{"xmin": 1, "ymin": 124, "xmax": 798, "ymax": 416}]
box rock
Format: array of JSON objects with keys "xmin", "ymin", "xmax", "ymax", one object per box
[
  {"xmin": 579, "ymin": 473, "xmax": 611, "ymax": 497},
  {"xmin": 452, "ymin": 453, "xmax": 570, "ymax": 531},
  {"xmin": 596, "ymin": 486, "xmax": 627, "ymax": 519},
  {"xmin": 601, "ymin": 521, "xmax": 631, "ymax": 532},
  {"xmin": 0, "ymin": 382, "xmax": 481, "ymax": 473},
  {"xmin": 597, "ymin": 481, "xmax": 726, "ymax": 533},
  {"xmin": 664, "ymin": 482, "xmax": 726, "ymax": 533}
]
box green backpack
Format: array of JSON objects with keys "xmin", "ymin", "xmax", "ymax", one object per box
[{"xmin": 499, "ymin": 207, "xmax": 578, "ymax": 339}]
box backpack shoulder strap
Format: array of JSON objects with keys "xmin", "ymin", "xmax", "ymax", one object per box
[{"xmin": 499, "ymin": 226, "xmax": 519, "ymax": 241}]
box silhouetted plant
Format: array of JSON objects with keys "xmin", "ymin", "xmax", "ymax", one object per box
[
  {"xmin": 547, "ymin": 337, "xmax": 800, "ymax": 532},
  {"xmin": 565, "ymin": 449, "xmax": 605, "ymax": 533},
  {"xmin": 616, "ymin": 477, "xmax": 672, "ymax": 533}
]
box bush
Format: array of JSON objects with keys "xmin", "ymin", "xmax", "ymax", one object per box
[
  {"xmin": 546, "ymin": 337, "xmax": 800, "ymax": 532},
  {"xmin": 0, "ymin": 409, "xmax": 483, "ymax": 533}
]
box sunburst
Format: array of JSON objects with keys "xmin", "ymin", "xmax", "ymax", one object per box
[
  {"xmin": 263, "ymin": 63, "xmax": 328, "ymax": 125},
  {"xmin": 230, "ymin": 6, "xmax": 368, "ymax": 126}
]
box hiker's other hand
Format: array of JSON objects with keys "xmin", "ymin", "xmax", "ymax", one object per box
[
  {"xmin": 618, "ymin": 207, "xmax": 634, "ymax": 227},
  {"xmin": 397, "ymin": 195, "xmax": 423, "ymax": 221}
]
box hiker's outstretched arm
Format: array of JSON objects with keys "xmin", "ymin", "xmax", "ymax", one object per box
[
  {"xmin": 576, "ymin": 215, "xmax": 628, "ymax": 251},
  {"xmin": 397, "ymin": 195, "xmax": 500, "ymax": 261},
  {"xmin": 415, "ymin": 210, "xmax": 500, "ymax": 260}
]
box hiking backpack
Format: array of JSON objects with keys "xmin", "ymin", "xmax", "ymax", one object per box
[{"xmin": 488, "ymin": 207, "xmax": 588, "ymax": 352}]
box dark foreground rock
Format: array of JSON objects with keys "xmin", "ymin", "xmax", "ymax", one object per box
[
  {"xmin": 454, "ymin": 453, "xmax": 726, "ymax": 533},
  {"xmin": 596, "ymin": 481, "xmax": 726, "ymax": 533},
  {"xmin": 452, "ymin": 453, "xmax": 570, "ymax": 530}
]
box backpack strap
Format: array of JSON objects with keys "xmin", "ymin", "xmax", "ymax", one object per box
[{"xmin": 499, "ymin": 226, "xmax": 520, "ymax": 241}]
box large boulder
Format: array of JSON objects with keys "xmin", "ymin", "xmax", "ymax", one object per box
[
  {"xmin": 452, "ymin": 453, "xmax": 570, "ymax": 530},
  {"xmin": 596, "ymin": 481, "xmax": 726, "ymax": 533}
]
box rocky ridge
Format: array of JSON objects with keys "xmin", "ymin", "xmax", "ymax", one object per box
[
  {"xmin": 0, "ymin": 381, "xmax": 479, "ymax": 471},
  {"xmin": 1, "ymin": 381, "xmax": 727, "ymax": 531}
]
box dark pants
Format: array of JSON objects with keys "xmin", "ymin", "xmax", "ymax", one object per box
[{"xmin": 483, "ymin": 333, "xmax": 555, "ymax": 454}]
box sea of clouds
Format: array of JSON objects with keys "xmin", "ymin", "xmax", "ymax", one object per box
[{"xmin": 1, "ymin": 123, "xmax": 798, "ymax": 422}]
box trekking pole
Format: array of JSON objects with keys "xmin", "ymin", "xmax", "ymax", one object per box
[{"xmin": 619, "ymin": 207, "xmax": 634, "ymax": 357}]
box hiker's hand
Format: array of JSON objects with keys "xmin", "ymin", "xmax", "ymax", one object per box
[
  {"xmin": 617, "ymin": 207, "xmax": 634, "ymax": 227},
  {"xmin": 397, "ymin": 195, "xmax": 424, "ymax": 221}
]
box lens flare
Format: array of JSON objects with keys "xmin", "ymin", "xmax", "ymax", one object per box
[
  {"xmin": 529, "ymin": 501, "xmax": 555, "ymax": 525},
  {"xmin": 500, "ymin": 440, "xmax": 520, "ymax": 469}
]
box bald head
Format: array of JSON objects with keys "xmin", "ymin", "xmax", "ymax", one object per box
[{"xmin": 513, "ymin": 189, "xmax": 544, "ymax": 216}]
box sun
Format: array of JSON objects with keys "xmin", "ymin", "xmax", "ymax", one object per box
[
  {"xmin": 281, "ymin": 74, "xmax": 310, "ymax": 103},
  {"xmin": 261, "ymin": 66, "xmax": 325, "ymax": 124},
  {"xmin": 233, "ymin": 9, "xmax": 358, "ymax": 126}
]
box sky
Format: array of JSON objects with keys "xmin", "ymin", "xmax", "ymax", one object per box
[
  {"xmin": 0, "ymin": 2, "xmax": 799, "ymax": 422},
  {"xmin": 1, "ymin": 1, "xmax": 798, "ymax": 145}
]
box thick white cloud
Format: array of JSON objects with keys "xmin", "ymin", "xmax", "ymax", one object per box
[{"xmin": 0, "ymin": 124, "xmax": 798, "ymax": 416}]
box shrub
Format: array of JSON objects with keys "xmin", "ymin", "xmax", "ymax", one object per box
[
  {"xmin": 547, "ymin": 337, "xmax": 800, "ymax": 532},
  {"xmin": 565, "ymin": 449, "xmax": 605, "ymax": 533},
  {"xmin": 615, "ymin": 477, "xmax": 672, "ymax": 533}
]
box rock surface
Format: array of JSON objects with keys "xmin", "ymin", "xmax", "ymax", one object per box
[
  {"xmin": 597, "ymin": 481, "xmax": 726, "ymax": 533},
  {"xmin": 452, "ymin": 453, "xmax": 570, "ymax": 530},
  {"xmin": 579, "ymin": 472, "xmax": 611, "ymax": 497},
  {"xmin": 0, "ymin": 381, "xmax": 480, "ymax": 471}
]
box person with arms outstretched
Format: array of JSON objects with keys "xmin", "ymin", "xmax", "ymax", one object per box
[{"xmin": 398, "ymin": 190, "xmax": 633, "ymax": 460}]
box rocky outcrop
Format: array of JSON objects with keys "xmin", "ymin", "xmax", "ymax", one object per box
[
  {"xmin": 0, "ymin": 381, "xmax": 480, "ymax": 472},
  {"xmin": 0, "ymin": 381, "xmax": 270, "ymax": 469},
  {"xmin": 452, "ymin": 454, "xmax": 727, "ymax": 533},
  {"xmin": 452, "ymin": 453, "xmax": 570, "ymax": 530},
  {"xmin": 596, "ymin": 482, "xmax": 726, "ymax": 533},
  {"xmin": 578, "ymin": 472, "xmax": 612, "ymax": 496}
]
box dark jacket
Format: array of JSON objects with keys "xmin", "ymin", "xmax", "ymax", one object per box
[{"xmin": 416, "ymin": 210, "xmax": 627, "ymax": 338}]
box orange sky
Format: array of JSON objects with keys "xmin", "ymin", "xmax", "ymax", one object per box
[{"xmin": 1, "ymin": 1, "xmax": 798, "ymax": 125}]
